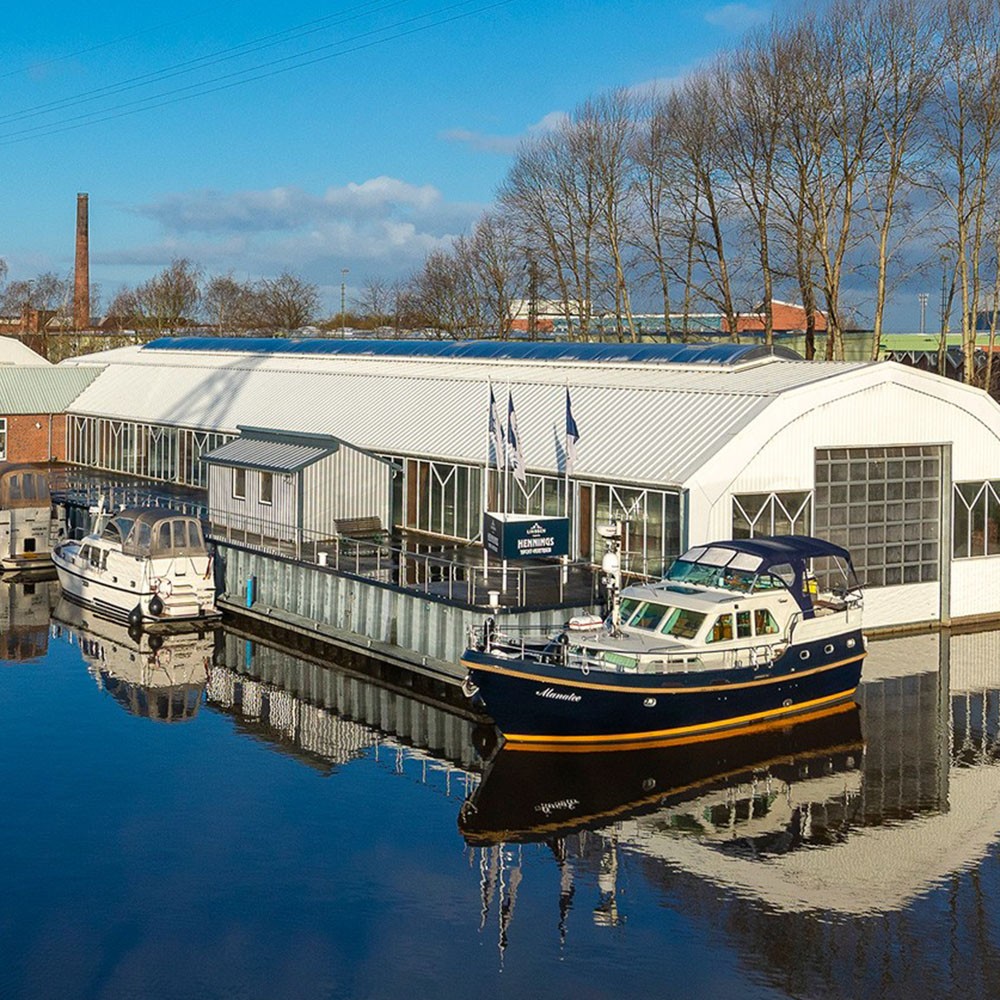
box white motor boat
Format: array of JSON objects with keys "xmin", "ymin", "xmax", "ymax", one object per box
[{"xmin": 52, "ymin": 507, "xmax": 219, "ymax": 625}]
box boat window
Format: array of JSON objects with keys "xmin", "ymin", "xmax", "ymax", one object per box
[
  {"xmin": 618, "ymin": 597, "xmax": 642, "ymax": 622},
  {"xmin": 79, "ymin": 544, "xmax": 91, "ymax": 563},
  {"xmin": 22, "ymin": 474, "xmax": 36, "ymax": 501},
  {"xmin": 627, "ymin": 601, "xmax": 669, "ymax": 630},
  {"xmin": 89, "ymin": 546, "xmax": 102, "ymax": 568},
  {"xmin": 8, "ymin": 476, "xmax": 20, "ymax": 501},
  {"xmin": 719, "ymin": 569, "xmax": 757, "ymax": 593},
  {"xmin": 768, "ymin": 562, "xmax": 796, "ymax": 588},
  {"xmin": 706, "ymin": 614, "xmax": 735, "ymax": 643},
  {"xmin": 660, "ymin": 608, "xmax": 706, "ymax": 640},
  {"xmin": 736, "ymin": 610, "xmax": 752, "ymax": 638},
  {"xmin": 666, "ymin": 560, "xmax": 720, "ymax": 587},
  {"xmin": 754, "ymin": 609, "xmax": 779, "ymax": 635},
  {"xmin": 188, "ymin": 521, "xmax": 204, "ymax": 547},
  {"xmin": 159, "ymin": 523, "xmax": 172, "ymax": 550},
  {"xmin": 136, "ymin": 521, "xmax": 152, "ymax": 552},
  {"xmin": 173, "ymin": 521, "xmax": 190, "ymax": 548}
]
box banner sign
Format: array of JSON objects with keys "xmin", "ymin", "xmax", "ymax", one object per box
[{"xmin": 483, "ymin": 512, "xmax": 570, "ymax": 560}]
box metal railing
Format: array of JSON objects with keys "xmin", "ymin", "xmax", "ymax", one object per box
[{"xmin": 208, "ymin": 510, "xmax": 590, "ymax": 608}]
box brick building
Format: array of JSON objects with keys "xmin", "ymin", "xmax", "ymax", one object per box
[{"xmin": 0, "ymin": 364, "xmax": 100, "ymax": 463}]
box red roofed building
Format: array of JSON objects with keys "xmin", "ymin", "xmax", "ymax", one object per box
[{"xmin": 722, "ymin": 300, "xmax": 827, "ymax": 335}]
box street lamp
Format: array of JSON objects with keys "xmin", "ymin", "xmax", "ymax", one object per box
[
  {"xmin": 341, "ymin": 268, "xmax": 349, "ymax": 337},
  {"xmin": 918, "ymin": 292, "xmax": 929, "ymax": 334}
]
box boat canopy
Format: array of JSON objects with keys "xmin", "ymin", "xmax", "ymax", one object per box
[
  {"xmin": 667, "ymin": 535, "xmax": 859, "ymax": 615},
  {"xmin": 100, "ymin": 509, "xmax": 208, "ymax": 558},
  {"xmin": 0, "ymin": 464, "xmax": 51, "ymax": 508}
]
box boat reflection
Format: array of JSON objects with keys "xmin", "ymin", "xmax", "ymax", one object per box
[
  {"xmin": 51, "ymin": 598, "xmax": 219, "ymax": 722},
  {"xmin": 459, "ymin": 702, "xmax": 864, "ymax": 847},
  {"xmin": 0, "ymin": 572, "xmax": 59, "ymax": 663}
]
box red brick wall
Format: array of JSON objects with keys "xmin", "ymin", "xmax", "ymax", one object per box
[{"xmin": 1, "ymin": 414, "xmax": 68, "ymax": 463}]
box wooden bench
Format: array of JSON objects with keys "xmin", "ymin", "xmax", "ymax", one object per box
[{"xmin": 334, "ymin": 516, "xmax": 385, "ymax": 540}]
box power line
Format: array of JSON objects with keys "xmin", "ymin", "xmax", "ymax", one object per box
[
  {"xmin": 0, "ymin": 0, "xmax": 515, "ymax": 146},
  {"xmin": 0, "ymin": 1, "xmax": 409, "ymax": 127}
]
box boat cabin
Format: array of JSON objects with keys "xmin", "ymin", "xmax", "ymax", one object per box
[
  {"xmin": 571, "ymin": 536, "xmax": 863, "ymax": 667},
  {"xmin": 95, "ymin": 510, "xmax": 209, "ymax": 559}
]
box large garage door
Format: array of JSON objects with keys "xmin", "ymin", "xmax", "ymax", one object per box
[{"xmin": 814, "ymin": 446, "xmax": 943, "ymax": 596}]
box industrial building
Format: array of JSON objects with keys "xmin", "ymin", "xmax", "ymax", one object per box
[{"xmin": 52, "ymin": 335, "xmax": 1000, "ymax": 630}]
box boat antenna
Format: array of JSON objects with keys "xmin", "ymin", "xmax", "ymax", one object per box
[{"xmin": 598, "ymin": 521, "xmax": 623, "ymax": 635}]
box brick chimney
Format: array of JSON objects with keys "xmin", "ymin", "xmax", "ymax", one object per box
[{"xmin": 73, "ymin": 192, "xmax": 90, "ymax": 331}]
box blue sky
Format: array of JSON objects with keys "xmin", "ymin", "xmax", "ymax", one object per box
[{"xmin": 1, "ymin": 2, "xmax": 782, "ymax": 316}]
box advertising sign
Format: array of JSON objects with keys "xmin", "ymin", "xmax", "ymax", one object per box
[{"xmin": 483, "ymin": 512, "xmax": 570, "ymax": 560}]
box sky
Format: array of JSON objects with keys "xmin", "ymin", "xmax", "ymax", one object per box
[{"xmin": 2, "ymin": 0, "xmax": 905, "ymax": 325}]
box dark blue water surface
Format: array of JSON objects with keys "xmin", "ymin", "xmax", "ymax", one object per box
[{"xmin": 2, "ymin": 582, "xmax": 1000, "ymax": 1000}]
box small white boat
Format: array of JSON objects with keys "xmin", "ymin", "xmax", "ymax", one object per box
[
  {"xmin": 0, "ymin": 463, "xmax": 67, "ymax": 572},
  {"xmin": 52, "ymin": 507, "xmax": 219, "ymax": 625}
]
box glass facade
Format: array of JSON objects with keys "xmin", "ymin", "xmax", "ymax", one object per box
[
  {"xmin": 815, "ymin": 446, "xmax": 942, "ymax": 588},
  {"xmin": 589, "ymin": 483, "xmax": 682, "ymax": 579},
  {"xmin": 953, "ymin": 481, "xmax": 1000, "ymax": 558},
  {"xmin": 67, "ymin": 415, "xmax": 235, "ymax": 489},
  {"xmin": 732, "ymin": 491, "xmax": 812, "ymax": 538}
]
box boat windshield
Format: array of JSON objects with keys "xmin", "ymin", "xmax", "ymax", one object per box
[
  {"xmin": 659, "ymin": 607, "xmax": 706, "ymax": 639},
  {"xmin": 666, "ymin": 559, "xmax": 759, "ymax": 593},
  {"xmin": 615, "ymin": 599, "xmax": 706, "ymax": 639}
]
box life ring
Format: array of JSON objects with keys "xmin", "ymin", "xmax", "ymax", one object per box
[{"xmin": 153, "ymin": 577, "xmax": 173, "ymax": 598}]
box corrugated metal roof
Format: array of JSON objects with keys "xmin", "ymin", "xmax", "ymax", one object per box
[
  {"xmin": 60, "ymin": 341, "xmax": 900, "ymax": 485},
  {"xmin": 202, "ymin": 436, "xmax": 333, "ymax": 472},
  {"xmin": 0, "ymin": 365, "xmax": 101, "ymax": 414}
]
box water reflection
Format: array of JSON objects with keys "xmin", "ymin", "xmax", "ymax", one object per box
[
  {"xmin": 50, "ymin": 598, "xmax": 218, "ymax": 722},
  {"xmin": 460, "ymin": 703, "xmax": 864, "ymax": 848},
  {"xmin": 0, "ymin": 573, "xmax": 59, "ymax": 663}
]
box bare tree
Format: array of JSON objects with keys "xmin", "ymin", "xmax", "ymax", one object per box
[
  {"xmin": 928, "ymin": 0, "xmax": 1000, "ymax": 383},
  {"xmin": 203, "ymin": 274, "xmax": 258, "ymax": 331},
  {"xmin": 468, "ymin": 211, "xmax": 525, "ymax": 340},
  {"xmin": 136, "ymin": 258, "xmax": 202, "ymax": 334},
  {"xmin": 254, "ymin": 272, "xmax": 319, "ymax": 332}
]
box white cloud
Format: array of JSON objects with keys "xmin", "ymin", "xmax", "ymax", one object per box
[
  {"xmin": 95, "ymin": 177, "xmax": 488, "ymax": 289},
  {"xmin": 440, "ymin": 111, "xmax": 570, "ymax": 155},
  {"xmin": 704, "ymin": 3, "xmax": 770, "ymax": 31}
]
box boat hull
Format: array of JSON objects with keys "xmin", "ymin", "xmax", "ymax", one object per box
[
  {"xmin": 52, "ymin": 546, "xmax": 219, "ymax": 625},
  {"xmin": 462, "ymin": 630, "xmax": 865, "ymax": 747}
]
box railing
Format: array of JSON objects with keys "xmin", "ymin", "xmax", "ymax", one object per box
[{"xmin": 209, "ymin": 510, "xmax": 592, "ymax": 609}]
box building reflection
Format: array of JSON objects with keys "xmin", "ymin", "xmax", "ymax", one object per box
[
  {"xmin": 51, "ymin": 598, "xmax": 217, "ymax": 722},
  {"xmin": 205, "ymin": 628, "xmax": 484, "ymax": 790},
  {"xmin": 459, "ymin": 628, "xmax": 1000, "ymax": 974},
  {"xmin": 0, "ymin": 573, "xmax": 59, "ymax": 663}
]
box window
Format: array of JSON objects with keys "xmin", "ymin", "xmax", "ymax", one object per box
[
  {"xmin": 627, "ymin": 601, "xmax": 668, "ymax": 630},
  {"xmin": 733, "ymin": 491, "xmax": 812, "ymax": 538},
  {"xmin": 815, "ymin": 446, "xmax": 941, "ymax": 588},
  {"xmin": 707, "ymin": 614, "xmax": 734, "ymax": 643},
  {"xmin": 754, "ymin": 609, "xmax": 779, "ymax": 635},
  {"xmin": 953, "ymin": 481, "xmax": 1000, "ymax": 558},
  {"xmin": 0, "ymin": 417, "xmax": 6, "ymax": 461},
  {"xmin": 233, "ymin": 467, "xmax": 246, "ymax": 500},
  {"xmin": 660, "ymin": 608, "xmax": 705, "ymax": 639},
  {"xmin": 736, "ymin": 610, "xmax": 752, "ymax": 638},
  {"xmin": 259, "ymin": 471, "xmax": 273, "ymax": 505}
]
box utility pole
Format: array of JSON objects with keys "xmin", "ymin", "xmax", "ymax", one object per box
[
  {"xmin": 918, "ymin": 293, "xmax": 929, "ymax": 334},
  {"xmin": 341, "ymin": 268, "xmax": 349, "ymax": 337}
]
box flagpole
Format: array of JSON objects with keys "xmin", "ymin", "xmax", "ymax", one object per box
[
  {"xmin": 502, "ymin": 384, "xmax": 510, "ymax": 595},
  {"xmin": 562, "ymin": 384, "xmax": 570, "ymax": 587},
  {"xmin": 483, "ymin": 379, "xmax": 491, "ymax": 580}
]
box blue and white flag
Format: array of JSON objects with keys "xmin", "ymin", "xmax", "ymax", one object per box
[
  {"xmin": 507, "ymin": 391, "xmax": 527, "ymax": 484},
  {"xmin": 488, "ymin": 384, "xmax": 505, "ymax": 468},
  {"xmin": 565, "ymin": 388, "xmax": 579, "ymax": 476}
]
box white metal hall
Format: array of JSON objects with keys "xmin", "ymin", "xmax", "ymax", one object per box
[{"xmin": 57, "ymin": 336, "xmax": 1000, "ymax": 629}]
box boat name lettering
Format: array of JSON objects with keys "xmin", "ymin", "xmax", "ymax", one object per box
[
  {"xmin": 534, "ymin": 798, "xmax": 580, "ymax": 816},
  {"xmin": 535, "ymin": 687, "xmax": 582, "ymax": 702}
]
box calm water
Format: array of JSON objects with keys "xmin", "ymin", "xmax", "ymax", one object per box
[{"xmin": 2, "ymin": 580, "xmax": 1000, "ymax": 1000}]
